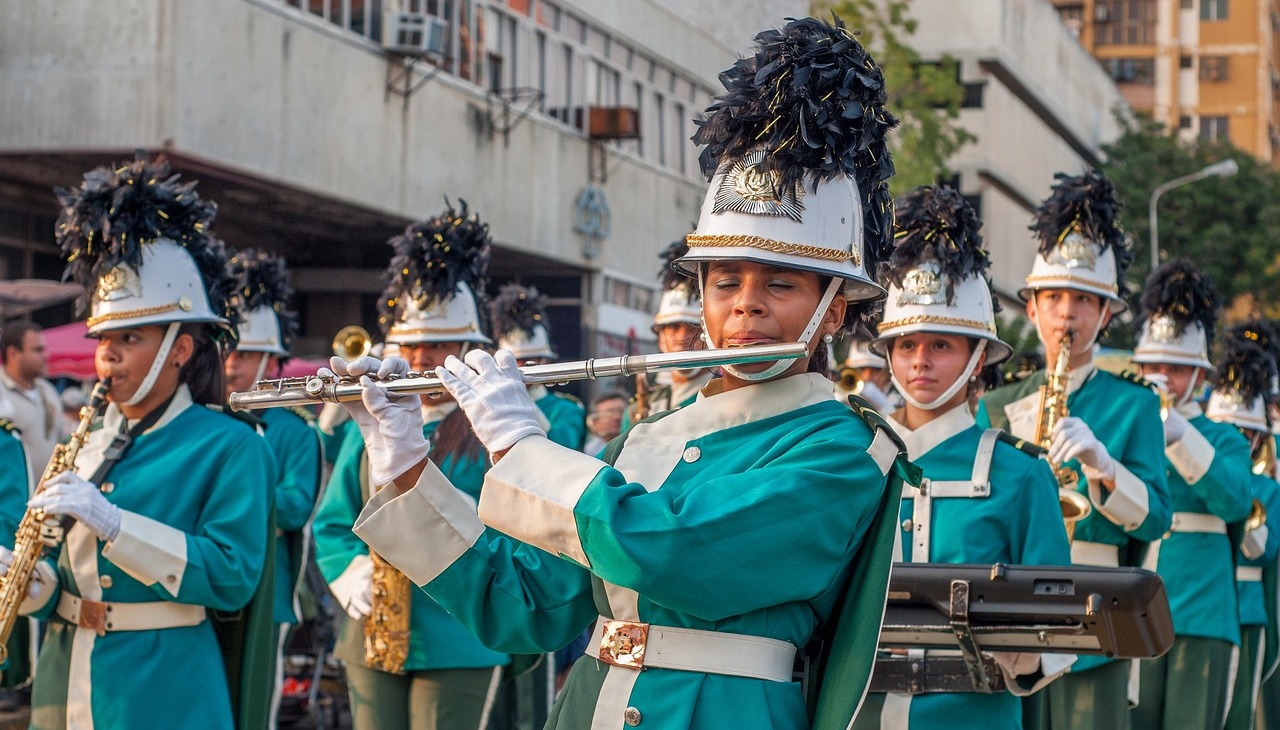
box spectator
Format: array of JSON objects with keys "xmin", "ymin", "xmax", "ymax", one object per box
[
  {"xmin": 0, "ymin": 322, "xmax": 65, "ymax": 491},
  {"xmin": 582, "ymin": 389, "xmax": 627, "ymax": 455}
]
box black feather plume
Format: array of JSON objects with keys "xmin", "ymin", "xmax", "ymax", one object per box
[
  {"xmin": 883, "ymin": 186, "xmax": 990, "ymax": 306},
  {"xmin": 693, "ymin": 15, "xmax": 898, "ymax": 310},
  {"xmin": 55, "ymin": 152, "xmax": 237, "ymax": 335},
  {"xmin": 1139, "ymin": 259, "xmax": 1220, "ymax": 348},
  {"xmin": 489, "ymin": 284, "xmax": 549, "ymax": 343},
  {"xmin": 1213, "ymin": 338, "xmax": 1274, "ymax": 404},
  {"xmin": 657, "ymin": 239, "xmax": 699, "ymax": 301},
  {"xmin": 227, "ymin": 248, "xmax": 300, "ymax": 357},
  {"xmin": 1030, "ymin": 170, "xmax": 1133, "ymax": 297},
  {"xmin": 378, "ymin": 199, "xmax": 491, "ymax": 335},
  {"xmin": 1229, "ymin": 319, "xmax": 1280, "ymax": 376}
]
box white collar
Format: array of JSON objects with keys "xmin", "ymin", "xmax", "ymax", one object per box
[
  {"xmin": 1177, "ymin": 400, "xmax": 1203, "ymax": 418},
  {"xmin": 527, "ymin": 384, "xmax": 549, "ymax": 401},
  {"xmin": 102, "ymin": 384, "xmax": 194, "ymax": 436},
  {"xmin": 422, "ymin": 400, "xmax": 458, "ymax": 424},
  {"xmin": 690, "ymin": 372, "xmax": 836, "ymax": 428},
  {"xmin": 887, "ymin": 403, "xmax": 974, "ymax": 460}
]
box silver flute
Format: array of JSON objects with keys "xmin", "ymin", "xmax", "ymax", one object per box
[{"xmin": 228, "ymin": 341, "xmax": 809, "ymax": 412}]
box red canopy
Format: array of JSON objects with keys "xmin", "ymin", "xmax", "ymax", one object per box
[{"xmin": 43, "ymin": 321, "xmax": 329, "ymax": 382}]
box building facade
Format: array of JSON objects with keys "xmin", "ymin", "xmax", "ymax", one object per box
[
  {"xmin": 0, "ymin": 0, "xmax": 802, "ymax": 386},
  {"xmin": 1053, "ymin": 0, "xmax": 1280, "ymax": 163}
]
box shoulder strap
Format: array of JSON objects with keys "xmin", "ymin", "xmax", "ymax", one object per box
[
  {"xmin": 970, "ymin": 429, "xmax": 1000, "ymax": 487},
  {"xmin": 1118, "ymin": 369, "xmax": 1155, "ymax": 390}
]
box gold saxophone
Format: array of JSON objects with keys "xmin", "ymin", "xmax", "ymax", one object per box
[
  {"xmin": 365, "ymin": 544, "xmax": 411, "ymax": 673},
  {"xmin": 1033, "ymin": 333, "xmax": 1093, "ymax": 542},
  {"xmin": 0, "ymin": 380, "xmax": 111, "ymax": 668},
  {"xmin": 632, "ymin": 372, "xmax": 652, "ymax": 422}
]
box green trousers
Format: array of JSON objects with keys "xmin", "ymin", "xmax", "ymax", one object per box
[
  {"xmin": 345, "ymin": 662, "xmax": 501, "ymax": 730},
  {"xmin": 1133, "ymin": 636, "xmax": 1236, "ymax": 730},
  {"xmin": 1254, "ymin": 634, "xmax": 1280, "ymax": 730},
  {"xmin": 1224, "ymin": 626, "xmax": 1265, "ymax": 730},
  {"xmin": 1, "ymin": 617, "xmax": 31, "ymax": 688},
  {"xmin": 1024, "ymin": 660, "xmax": 1131, "ymax": 730}
]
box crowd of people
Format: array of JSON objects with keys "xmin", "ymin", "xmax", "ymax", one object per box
[{"xmin": 0, "ymin": 12, "xmax": 1272, "ymax": 730}]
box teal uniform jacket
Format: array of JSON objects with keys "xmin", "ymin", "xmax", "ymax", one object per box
[
  {"xmin": 261, "ymin": 407, "xmax": 323, "ymax": 625},
  {"xmin": 312, "ymin": 405, "xmax": 509, "ymax": 672},
  {"xmin": 978, "ymin": 366, "xmax": 1169, "ymax": 673},
  {"xmin": 1237, "ymin": 472, "xmax": 1280, "ymax": 628},
  {"xmin": 0, "ymin": 420, "xmax": 27, "ymax": 542},
  {"xmin": 531, "ymin": 385, "xmax": 586, "ymax": 450},
  {"xmin": 1147, "ymin": 407, "xmax": 1252, "ymax": 645},
  {"xmin": 353, "ymin": 373, "xmax": 907, "ymax": 730},
  {"xmin": 27, "ymin": 387, "xmax": 275, "ymax": 730},
  {"xmin": 863, "ymin": 406, "xmax": 1071, "ymax": 729},
  {"xmin": 316, "ymin": 415, "xmax": 353, "ymax": 467}
]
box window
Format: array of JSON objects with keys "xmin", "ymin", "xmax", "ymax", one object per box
[
  {"xmin": 1201, "ymin": 0, "xmax": 1227, "ymax": 20},
  {"xmin": 1108, "ymin": 58, "xmax": 1156, "ymax": 84},
  {"xmin": 1200, "ymin": 116, "xmax": 1229, "ymax": 142},
  {"xmin": 1179, "ymin": 115, "xmax": 1193, "ymax": 129},
  {"xmin": 1180, "ymin": 55, "xmax": 1194, "ymax": 68},
  {"xmin": 1095, "ymin": 0, "xmax": 1158, "ymax": 45},
  {"xmin": 1180, "ymin": 0, "xmax": 1193, "ymax": 8},
  {"xmin": 1200, "ymin": 55, "xmax": 1229, "ymax": 81},
  {"xmin": 962, "ymin": 82, "xmax": 985, "ymax": 108}
]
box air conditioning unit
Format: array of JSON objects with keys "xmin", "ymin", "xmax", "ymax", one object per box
[
  {"xmin": 588, "ymin": 107, "xmax": 641, "ymax": 140},
  {"xmin": 385, "ymin": 12, "xmax": 448, "ymax": 58}
]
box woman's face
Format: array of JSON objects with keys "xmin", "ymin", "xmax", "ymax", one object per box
[
  {"xmin": 400, "ymin": 341, "xmax": 468, "ymax": 403},
  {"xmin": 701, "ymin": 261, "xmax": 844, "ymax": 388},
  {"xmin": 889, "ymin": 333, "xmax": 977, "ymax": 407},
  {"xmin": 95, "ymin": 325, "xmax": 191, "ymax": 414},
  {"xmin": 224, "ymin": 350, "xmax": 275, "ymax": 395}
]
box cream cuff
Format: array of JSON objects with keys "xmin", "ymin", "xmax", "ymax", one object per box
[
  {"xmin": 996, "ymin": 651, "xmax": 1077, "ymax": 696},
  {"xmin": 1165, "ymin": 425, "xmax": 1214, "ymax": 485},
  {"xmin": 1088, "ymin": 463, "xmax": 1150, "ymax": 532},
  {"xmin": 479, "ymin": 436, "xmax": 606, "ymax": 569},
  {"xmin": 352, "ymin": 462, "xmax": 484, "ymax": 586},
  {"xmin": 102, "ymin": 511, "xmax": 189, "ymax": 597}
]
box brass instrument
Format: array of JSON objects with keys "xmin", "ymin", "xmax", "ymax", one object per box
[
  {"xmin": 1246, "ymin": 499, "xmax": 1268, "ymax": 533},
  {"xmin": 365, "ymin": 546, "xmax": 411, "ymax": 673},
  {"xmin": 633, "ymin": 373, "xmax": 652, "ymax": 422},
  {"xmin": 1251, "ymin": 432, "xmax": 1276, "ymax": 477},
  {"xmin": 333, "ymin": 325, "xmax": 373, "ymax": 361},
  {"xmin": 0, "ymin": 380, "xmax": 111, "ymax": 667},
  {"xmin": 229, "ymin": 341, "xmax": 809, "ymax": 412},
  {"xmin": 1033, "ymin": 332, "xmax": 1092, "ymax": 541},
  {"xmin": 838, "ymin": 366, "xmax": 861, "ymax": 394}
]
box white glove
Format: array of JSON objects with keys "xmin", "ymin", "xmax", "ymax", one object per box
[
  {"xmin": 30, "ymin": 473, "xmax": 121, "ymax": 543},
  {"xmin": 317, "ymin": 401, "xmax": 351, "ymax": 436},
  {"xmin": 1143, "ymin": 374, "xmax": 1187, "ymax": 444},
  {"xmin": 857, "ymin": 380, "xmax": 895, "ymax": 413},
  {"xmin": 325, "ymin": 356, "xmax": 430, "ymax": 484},
  {"xmin": 437, "ymin": 350, "xmax": 545, "ymax": 454},
  {"xmin": 0, "ymin": 546, "xmax": 46, "ymax": 601},
  {"xmin": 328, "ymin": 554, "xmax": 373, "ymax": 620},
  {"xmin": 1050, "ymin": 417, "xmax": 1116, "ymax": 482}
]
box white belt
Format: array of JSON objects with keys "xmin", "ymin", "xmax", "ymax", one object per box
[
  {"xmin": 1237, "ymin": 566, "xmax": 1264, "ymax": 582},
  {"xmin": 1169, "ymin": 512, "xmax": 1227, "ymax": 534},
  {"xmin": 587, "ymin": 617, "xmax": 796, "ymax": 682},
  {"xmin": 57, "ymin": 593, "xmax": 207, "ymax": 635},
  {"xmin": 1071, "ymin": 540, "xmax": 1120, "ymax": 567}
]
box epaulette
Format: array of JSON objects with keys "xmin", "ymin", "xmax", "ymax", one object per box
[
  {"xmin": 1119, "ymin": 370, "xmax": 1155, "ymax": 389},
  {"xmin": 286, "ymin": 405, "xmax": 317, "ymax": 424},
  {"xmin": 206, "ymin": 404, "xmax": 266, "ymax": 431},
  {"xmin": 846, "ymin": 394, "xmax": 907, "ymax": 453},
  {"xmin": 995, "ymin": 431, "xmax": 1048, "ymax": 459},
  {"xmin": 0, "ymin": 418, "xmax": 18, "ymax": 436},
  {"xmin": 552, "ymin": 391, "xmax": 583, "ymax": 407}
]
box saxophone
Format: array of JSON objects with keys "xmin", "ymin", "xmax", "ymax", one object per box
[
  {"xmin": 1033, "ymin": 333, "xmax": 1093, "ymax": 542},
  {"xmin": 364, "ymin": 544, "xmax": 411, "ymax": 673},
  {"xmin": 0, "ymin": 379, "xmax": 111, "ymax": 666}
]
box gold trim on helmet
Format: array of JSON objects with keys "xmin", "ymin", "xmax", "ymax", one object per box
[{"xmin": 685, "ymin": 233, "xmax": 859, "ymax": 265}]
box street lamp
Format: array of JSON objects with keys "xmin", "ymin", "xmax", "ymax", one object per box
[{"xmin": 1148, "ymin": 158, "xmax": 1240, "ymax": 271}]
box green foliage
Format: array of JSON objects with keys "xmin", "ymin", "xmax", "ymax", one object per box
[
  {"xmin": 1098, "ymin": 112, "xmax": 1280, "ymax": 347},
  {"xmin": 817, "ymin": 0, "xmax": 976, "ymax": 194}
]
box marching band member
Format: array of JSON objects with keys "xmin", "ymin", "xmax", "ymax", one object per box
[
  {"xmin": 490, "ymin": 283, "xmax": 586, "ymax": 450},
  {"xmin": 340, "ymin": 17, "xmax": 913, "ymax": 729},
  {"xmin": 834, "ymin": 339, "xmax": 901, "ymax": 412},
  {"xmin": 976, "ymin": 171, "xmax": 1171, "ymax": 730},
  {"xmin": 223, "ymin": 248, "xmax": 324, "ymax": 726},
  {"xmin": 12, "ymin": 155, "xmax": 275, "ymax": 729},
  {"xmin": 311, "ymin": 201, "xmax": 509, "ymax": 730},
  {"xmin": 0, "ymin": 418, "xmax": 29, "ymax": 699},
  {"xmin": 1213, "ymin": 325, "xmax": 1280, "ymax": 730},
  {"xmin": 1129, "ymin": 260, "xmax": 1252, "ymax": 728},
  {"xmin": 857, "ymin": 186, "xmax": 1072, "ymax": 729},
  {"xmin": 624, "ymin": 240, "xmax": 711, "ymax": 426}
]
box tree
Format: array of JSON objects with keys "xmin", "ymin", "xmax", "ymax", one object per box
[
  {"xmin": 1099, "ymin": 113, "xmax": 1280, "ymax": 349},
  {"xmin": 817, "ymin": 0, "xmax": 976, "ymax": 194}
]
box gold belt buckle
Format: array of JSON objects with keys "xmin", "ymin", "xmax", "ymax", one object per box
[
  {"xmin": 598, "ymin": 619, "xmax": 649, "ymax": 670},
  {"xmin": 78, "ymin": 598, "xmax": 108, "ymax": 637}
]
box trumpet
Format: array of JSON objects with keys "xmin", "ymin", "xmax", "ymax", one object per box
[
  {"xmin": 333, "ymin": 325, "xmax": 373, "ymax": 361},
  {"xmin": 229, "ymin": 341, "xmax": 809, "ymax": 412}
]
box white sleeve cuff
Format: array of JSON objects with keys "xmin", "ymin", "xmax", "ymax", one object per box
[
  {"xmin": 102, "ymin": 511, "xmax": 188, "ymax": 597},
  {"xmin": 352, "ymin": 463, "xmax": 484, "ymax": 586},
  {"xmin": 1088, "ymin": 462, "xmax": 1150, "ymax": 532},
  {"xmin": 19, "ymin": 561, "xmax": 57, "ymax": 616},
  {"xmin": 478, "ymin": 436, "xmax": 606, "ymax": 569},
  {"xmin": 1165, "ymin": 425, "xmax": 1214, "ymax": 485}
]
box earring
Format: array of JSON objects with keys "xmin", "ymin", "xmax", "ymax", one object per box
[
  {"xmin": 969, "ymin": 375, "xmax": 977, "ymax": 382},
  {"xmin": 822, "ymin": 333, "xmax": 834, "ymax": 344}
]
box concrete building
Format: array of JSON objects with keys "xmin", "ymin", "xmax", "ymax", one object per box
[
  {"xmin": 0, "ymin": 0, "xmax": 801, "ymax": 387},
  {"xmin": 903, "ymin": 0, "xmax": 1130, "ymax": 302},
  {"xmin": 1052, "ymin": 0, "xmax": 1280, "ymax": 163}
]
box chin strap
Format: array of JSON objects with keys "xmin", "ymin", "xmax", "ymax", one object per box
[
  {"xmin": 252, "ymin": 352, "xmax": 272, "ymax": 386},
  {"xmin": 1178, "ymin": 369, "xmax": 1203, "ymax": 408},
  {"xmin": 123, "ymin": 322, "xmax": 181, "ymax": 407},
  {"xmin": 703, "ymin": 276, "xmax": 843, "ymax": 383},
  {"xmin": 891, "ymin": 339, "xmax": 987, "ymax": 411}
]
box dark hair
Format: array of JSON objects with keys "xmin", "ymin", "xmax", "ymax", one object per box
[
  {"xmin": 178, "ymin": 323, "xmax": 229, "ymax": 406},
  {"xmin": 590, "ymin": 389, "xmax": 629, "ymax": 411},
  {"xmin": 430, "ymin": 406, "xmax": 485, "ymax": 467},
  {"xmin": 1, "ymin": 322, "xmax": 42, "ymax": 363}
]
